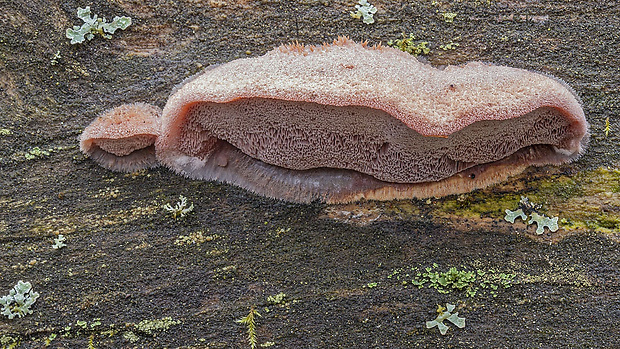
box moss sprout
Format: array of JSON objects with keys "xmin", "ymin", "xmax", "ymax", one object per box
[
  {"xmin": 237, "ymin": 307, "xmax": 261, "ymax": 349},
  {"xmin": 604, "ymin": 117, "xmax": 610, "ymax": 137}
]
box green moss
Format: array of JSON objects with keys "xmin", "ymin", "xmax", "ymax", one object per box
[
  {"xmin": 237, "ymin": 307, "xmax": 260, "ymax": 349},
  {"xmin": 387, "ymin": 33, "xmax": 430, "ymax": 56},
  {"xmin": 535, "ymin": 176, "xmax": 584, "ymax": 199},
  {"xmin": 0, "ymin": 335, "xmax": 20, "ymax": 349},
  {"xmin": 428, "ymin": 167, "xmax": 620, "ymax": 237},
  {"xmin": 437, "ymin": 191, "xmax": 522, "ymax": 219},
  {"xmin": 389, "ymin": 264, "xmax": 515, "ymax": 297}
]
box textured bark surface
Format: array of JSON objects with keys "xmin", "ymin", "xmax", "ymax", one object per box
[{"xmin": 1, "ymin": 1, "xmax": 618, "ymax": 347}]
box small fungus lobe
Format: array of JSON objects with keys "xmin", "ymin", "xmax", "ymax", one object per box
[{"xmin": 80, "ymin": 37, "xmax": 588, "ymax": 203}]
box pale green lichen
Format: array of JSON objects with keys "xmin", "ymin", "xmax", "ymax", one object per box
[
  {"xmin": 350, "ymin": 0, "xmax": 377, "ymax": 24},
  {"xmin": 25, "ymin": 147, "xmax": 51, "ymax": 160},
  {"xmin": 441, "ymin": 12, "xmax": 457, "ymax": 23},
  {"xmin": 135, "ymin": 317, "xmax": 181, "ymax": 336},
  {"xmin": 123, "ymin": 331, "xmax": 140, "ymax": 343},
  {"xmin": 1, "ymin": 281, "xmax": 40, "ymax": 319},
  {"xmin": 0, "ymin": 128, "xmax": 11, "ymax": 136},
  {"xmin": 267, "ymin": 293, "xmax": 286, "ymax": 305},
  {"xmin": 163, "ymin": 195, "xmax": 194, "ymax": 219},
  {"xmin": 0, "ymin": 335, "xmax": 20, "ymax": 349},
  {"xmin": 504, "ymin": 196, "xmax": 559, "ymax": 235},
  {"xmin": 66, "ymin": 7, "xmax": 132, "ymax": 44},
  {"xmin": 440, "ymin": 41, "xmax": 460, "ymax": 50},
  {"xmin": 389, "ymin": 264, "xmax": 515, "ymax": 297},
  {"xmin": 504, "ymin": 208, "xmax": 527, "ymax": 223},
  {"xmin": 52, "ymin": 234, "xmax": 67, "ymax": 249},
  {"xmin": 426, "ymin": 303, "xmax": 465, "ymax": 335},
  {"xmin": 50, "ymin": 50, "xmax": 61, "ymax": 65},
  {"xmin": 529, "ymin": 212, "xmax": 559, "ymax": 235}
]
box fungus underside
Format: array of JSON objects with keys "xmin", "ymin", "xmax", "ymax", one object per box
[{"xmin": 168, "ymin": 98, "xmax": 576, "ymax": 195}]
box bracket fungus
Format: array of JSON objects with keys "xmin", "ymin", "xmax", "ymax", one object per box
[{"xmin": 80, "ymin": 37, "xmax": 588, "ymax": 203}]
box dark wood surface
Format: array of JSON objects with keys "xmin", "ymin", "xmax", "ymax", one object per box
[{"xmin": 1, "ymin": 1, "xmax": 618, "ymax": 347}]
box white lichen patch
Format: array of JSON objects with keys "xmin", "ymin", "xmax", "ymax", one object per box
[
  {"xmin": 66, "ymin": 7, "xmax": 132, "ymax": 44},
  {"xmin": 529, "ymin": 212, "xmax": 559, "ymax": 235},
  {"xmin": 426, "ymin": 303, "xmax": 465, "ymax": 335},
  {"xmin": 52, "ymin": 234, "xmax": 67, "ymax": 249},
  {"xmin": 350, "ymin": 0, "xmax": 377, "ymax": 24},
  {"xmin": 1, "ymin": 281, "xmax": 40, "ymax": 319},
  {"xmin": 504, "ymin": 197, "xmax": 559, "ymax": 235},
  {"xmin": 324, "ymin": 203, "xmax": 382, "ymax": 226},
  {"xmin": 504, "ymin": 208, "xmax": 527, "ymax": 223},
  {"xmin": 163, "ymin": 195, "xmax": 194, "ymax": 219}
]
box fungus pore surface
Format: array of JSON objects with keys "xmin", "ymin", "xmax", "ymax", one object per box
[{"xmin": 80, "ymin": 38, "xmax": 588, "ymax": 203}]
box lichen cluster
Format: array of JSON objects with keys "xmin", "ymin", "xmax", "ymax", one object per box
[
  {"xmin": 1, "ymin": 281, "xmax": 40, "ymax": 319},
  {"xmin": 504, "ymin": 196, "xmax": 559, "ymax": 235},
  {"xmin": 163, "ymin": 195, "xmax": 194, "ymax": 219},
  {"xmin": 66, "ymin": 7, "xmax": 131, "ymax": 44},
  {"xmin": 350, "ymin": 0, "xmax": 377, "ymax": 24},
  {"xmin": 426, "ymin": 303, "xmax": 465, "ymax": 335}
]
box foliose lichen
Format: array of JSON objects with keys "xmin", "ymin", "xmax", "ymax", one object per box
[
  {"xmin": 52, "ymin": 234, "xmax": 67, "ymax": 249},
  {"xmin": 163, "ymin": 195, "xmax": 194, "ymax": 219},
  {"xmin": 504, "ymin": 196, "xmax": 559, "ymax": 235},
  {"xmin": 1, "ymin": 281, "xmax": 40, "ymax": 319},
  {"xmin": 426, "ymin": 303, "xmax": 465, "ymax": 335},
  {"xmin": 66, "ymin": 7, "xmax": 132, "ymax": 44},
  {"xmin": 350, "ymin": 0, "xmax": 377, "ymax": 24}
]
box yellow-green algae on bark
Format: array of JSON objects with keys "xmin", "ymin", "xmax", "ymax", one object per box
[{"xmin": 325, "ymin": 167, "xmax": 620, "ymax": 242}]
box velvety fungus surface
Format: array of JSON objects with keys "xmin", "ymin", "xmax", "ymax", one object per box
[{"xmin": 80, "ymin": 38, "xmax": 588, "ymax": 203}]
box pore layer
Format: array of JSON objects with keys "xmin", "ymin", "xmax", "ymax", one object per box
[{"xmin": 174, "ymin": 98, "xmax": 575, "ymax": 184}]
